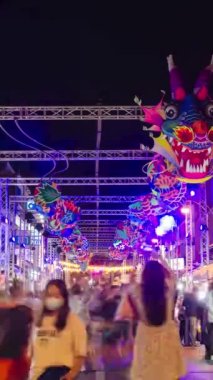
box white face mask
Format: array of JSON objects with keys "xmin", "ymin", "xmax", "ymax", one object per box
[{"xmin": 45, "ymin": 297, "xmax": 64, "ymax": 311}]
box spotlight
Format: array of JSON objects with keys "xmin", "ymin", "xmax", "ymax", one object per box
[
  {"xmin": 27, "ymin": 200, "xmax": 35, "ymax": 210},
  {"xmin": 1, "ymin": 216, "xmax": 8, "ymax": 224},
  {"xmin": 200, "ymin": 224, "xmax": 208, "ymax": 231},
  {"xmin": 155, "ymin": 226, "xmax": 165, "ymax": 237},
  {"xmin": 9, "ymin": 237, "xmax": 16, "ymax": 243},
  {"xmin": 190, "ymin": 190, "xmax": 195, "ymax": 197},
  {"xmin": 151, "ymin": 238, "xmax": 158, "ymax": 244},
  {"xmin": 177, "ymin": 281, "xmax": 184, "ymax": 291},
  {"xmin": 20, "ymin": 243, "xmax": 26, "ymax": 248},
  {"xmin": 143, "ymin": 246, "xmax": 152, "ymax": 252},
  {"xmin": 197, "ymin": 290, "xmax": 207, "ymax": 301},
  {"xmin": 159, "ymin": 215, "xmax": 176, "ymax": 232},
  {"xmin": 181, "ymin": 206, "xmax": 190, "ymax": 215}
]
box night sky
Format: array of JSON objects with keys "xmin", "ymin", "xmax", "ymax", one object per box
[{"xmin": 0, "ymin": 2, "xmax": 212, "ymax": 105}]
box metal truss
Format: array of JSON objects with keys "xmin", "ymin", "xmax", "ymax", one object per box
[
  {"xmin": 0, "ymin": 105, "xmax": 144, "ymax": 120},
  {"xmin": 89, "ymin": 239, "xmax": 112, "ymax": 244},
  {"xmin": 185, "ymin": 201, "xmax": 194, "ymax": 280},
  {"xmin": 3, "ymin": 177, "xmax": 148, "ymax": 186},
  {"xmin": 81, "ymin": 209, "xmax": 127, "ymax": 216},
  {"xmin": 0, "ymin": 181, "xmax": 9, "ymax": 277},
  {"xmin": 85, "ymin": 233, "xmax": 114, "ymax": 239},
  {"xmin": 200, "ymin": 184, "xmax": 210, "ymax": 265},
  {"xmin": 8, "ymin": 203, "xmax": 15, "ymax": 280},
  {"xmin": 0, "ymin": 150, "xmax": 153, "ymax": 161},
  {"xmin": 51, "ymin": 237, "xmax": 112, "ymax": 245},
  {"xmin": 47, "ymin": 239, "xmax": 58, "ymax": 263},
  {"xmin": 79, "ymin": 220, "xmax": 122, "ymax": 226},
  {"xmin": 81, "ymin": 227, "xmax": 115, "ymax": 233},
  {"xmin": 10, "ymin": 195, "xmax": 138, "ymax": 203}
]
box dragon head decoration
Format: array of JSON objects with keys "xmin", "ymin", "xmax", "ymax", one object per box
[{"xmin": 138, "ymin": 55, "xmax": 213, "ymax": 183}]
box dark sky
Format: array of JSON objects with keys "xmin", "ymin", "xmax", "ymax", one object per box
[{"xmin": 0, "ymin": 1, "xmax": 212, "ymax": 105}]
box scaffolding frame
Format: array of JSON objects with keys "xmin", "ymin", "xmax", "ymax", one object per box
[
  {"xmin": 185, "ymin": 201, "xmax": 194, "ymax": 282},
  {"xmin": 0, "ymin": 150, "xmax": 153, "ymax": 161},
  {"xmin": 0, "ymin": 105, "xmax": 143, "ymax": 120},
  {"xmin": 0, "ymin": 177, "xmax": 149, "ymax": 186},
  {"xmin": 200, "ymin": 184, "xmax": 210, "ymax": 265},
  {"xmin": 0, "ymin": 104, "xmax": 211, "ymax": 281},
  {"xmin": 0, "ymin": 181, "xmax": 9, "ymax": 277},
  {"xmin": 10, "ymin": 195, "xmax": 138, "ymax": 203}
]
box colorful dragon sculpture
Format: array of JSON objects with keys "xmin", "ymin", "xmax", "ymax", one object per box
[
  {"xmin": 33, "ymin": 182, "xmax": 92, "ymax": 269},
  {"xmin": 34, "ymin": 182, "xmax": 81, "ymax": 237},
  {"xmin": 135, "ymin": 55, "xmax": 213, "ymax": 184},
  {"xmin": 109, "ymin": 217, "xmax": 155, "ymax": 260},
  {"xmin": 128, "ymin": 156, "xmax": 187, "ymax": 220}
]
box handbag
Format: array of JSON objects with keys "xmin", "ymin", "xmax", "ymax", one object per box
[{"xmin": 38, "ymin": 366, "xmax": 70, "ymax": 380}]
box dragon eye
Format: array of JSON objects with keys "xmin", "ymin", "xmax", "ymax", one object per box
[
  {"xmin": 165, "ymin": 105, "xmax": 178, "ymax": 120},
  {"xmin": 205, "ymin": 103, "xmax": 213, "ymax": 118}
]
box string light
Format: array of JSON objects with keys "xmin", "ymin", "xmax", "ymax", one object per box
[{"xmin": 60, "ymin": 261, "xmax": 134, "ymax": 273}]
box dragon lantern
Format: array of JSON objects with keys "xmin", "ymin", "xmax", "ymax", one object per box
[{"xmin": 137, "ymin": 55, "xmax": 213, "ymax": 184}]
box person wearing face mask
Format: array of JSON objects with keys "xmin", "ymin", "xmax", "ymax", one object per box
[{"xmin": 31, "ymin": 279, "xmax": 87, "ymax": 380}]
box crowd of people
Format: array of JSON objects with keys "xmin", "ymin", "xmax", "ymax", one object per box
[{"xmin": 0, "ymin": 259, "xmax": 213, "ymax": 379}]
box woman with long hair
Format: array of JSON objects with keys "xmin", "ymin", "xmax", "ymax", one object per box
[
  {"xmin": 0, "ymin": 303, "xmax": 33, "ymax": 380},
  {"xmin": 31, "ymin": 279, "xmax": 87, "ymax": 380},
  {"xmin": 131, "ymin": 259, "xmax": 185, "ymax": 380}
]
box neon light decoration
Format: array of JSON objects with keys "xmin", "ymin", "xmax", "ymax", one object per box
[{"xmin": 136, "ymin": 55, "xmax": 213, "ymax": 184}]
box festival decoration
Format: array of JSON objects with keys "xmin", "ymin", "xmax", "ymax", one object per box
[
  {"xmin": 108, "ymin": 245, "xmax": 129, "ymax": 261},
  {"xmin": 129, "ymin": 157, "xmax": 187, "ymax": 219},
  {"xmin": 47, "ymin": 198, "xmax": 80, "ymax": 237},
  {"xmin": 34, "ymin": 182, "xmax": 61, "ymax": 205},
  {"xmin": 61, "ymin": 261, "xmax": 134, "ymax": 274},
  {"xmin": 34, "ymin": 182, "xmax": 81, "ymax": 237},
  {"xmin": 136, "ymin": 55, "xmax": 213, "ymax": 183},
  {"xmin": 60, "ymin": 233, "xmax": 92, "ymax": 271},
  {"xmin": 109, "ymin": 219, "xmax": 150, "ymax": 260},
  {"xmin": 33, "ymin": 182, "xmax": 92, "ymax": 270}
]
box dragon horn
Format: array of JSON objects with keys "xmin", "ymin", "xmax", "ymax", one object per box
[
  {"xmin": 167, "ymin": 55, "xmax": 186, "ymax": 101},
  {"xmin": 194, "ymin": 55, "xmax": 213, "ymax": 101}
]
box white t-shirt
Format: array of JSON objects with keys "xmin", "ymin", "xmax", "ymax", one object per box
[
  {"xmin": 207, "ymin": 291, "xmax": 213, "ymax": 323},
  {"xmin": 31, "ymin": 312, "xmax": 87, "ymax": 380},
  {"xmin": 69, "ymin": 295, "xmax": 89, "ymax": 324}
]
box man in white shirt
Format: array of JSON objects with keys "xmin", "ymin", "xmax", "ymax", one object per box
[{"xmin": 205, "ymin": 283, "xmax": 213, "ymax": 361}]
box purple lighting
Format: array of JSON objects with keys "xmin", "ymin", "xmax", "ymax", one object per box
[
  {"xmin": 155, "ymin": 226, "xmax": 165, "ymax": 236},
  {"xmin": 160, "ymin": 215, "xmax": 176, "ymax": 232},
  {"xmin": 181, "ymin": 206, "xmax": 190, "ymax": 215}
]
